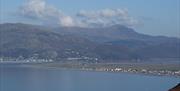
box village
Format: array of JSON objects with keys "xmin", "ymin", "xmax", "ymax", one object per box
[
  {"xmin": 0, "ymin": 57, "xmax": 54, "ymax": 63},
  {"xmin": 81, "ymin": 67, "xmax": 180, "ymax": 77},
  {"xmin": 0, "ymin": 56, "xmax": 179, "ymax": 77}
]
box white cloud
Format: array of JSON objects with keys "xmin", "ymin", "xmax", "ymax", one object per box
[
  {"xmin": 59, "ymin": 16, "xmax": 74, "ymax": 27},
  {"xmin": 19, "ymin": 0, "xmax": 75, "ymax": 27},
  {"xmin": 18, "ymin": 0, "xmax": 139, "ymax": 28},
  {"xmin": 77, "ymin": 9, "xmax": 128, "ymax": 18},
  {"xmin": 76, "ymin": 9, "xmax": 139, "ymax": 27}
]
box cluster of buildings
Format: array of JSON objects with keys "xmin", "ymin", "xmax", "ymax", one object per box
[
  {"xmin": 81, "ymin": 67, "xmax": 180, "ymax": 77},
  {"xmin": 0, "ymin": 57, "xmax": 54, "ymax": 63}
]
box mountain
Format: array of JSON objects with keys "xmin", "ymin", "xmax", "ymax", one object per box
[
  {"xmin": 54, "ymin": 24, "xmax": 180, "ymax": 60},
  {"xmin": 0, "ymin": 23, "xmax": 179, "ymax": 62},
  {"xmin": 0, "ymin": 23, "xmax": 99, "ymax": 60},
  {"xmin": 54, "ymin": 24, "xmax": 179, "ymax": 44}
]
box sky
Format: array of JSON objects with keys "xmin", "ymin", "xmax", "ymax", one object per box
[{"xmin": 0, "ymin": 0, "xmax": 179, "ymax": 37}]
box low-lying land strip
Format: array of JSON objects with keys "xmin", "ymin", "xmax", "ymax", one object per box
[{"xmin": 29, "ymin": 62, "xmax": 180, "ymax": 77}]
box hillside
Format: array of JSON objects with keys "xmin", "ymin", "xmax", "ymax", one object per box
[
  {"xmin": 0, "ymin": 23, "xmax": 179, "ymax": 62},
  {"xmin": 0, "ymin": 23, "xmax": 99, "ymax": 60}
]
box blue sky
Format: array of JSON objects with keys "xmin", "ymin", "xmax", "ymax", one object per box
[{"xmin": 0, "ymin": 0, "xmax": 179, "ymax": 37}]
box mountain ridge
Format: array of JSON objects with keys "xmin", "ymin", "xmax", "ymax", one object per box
[{"xmin": 0, "ymin": 23, "xmax": 179, "ymax": 62}]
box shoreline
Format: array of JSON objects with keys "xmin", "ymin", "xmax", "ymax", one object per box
[
  {"xmin": 28, "ymin": 66, "xmax": 180, "ymax": 78},
  {"xmin": 19, "ymin": 62, "xmax": 180, "ymax": 78}
]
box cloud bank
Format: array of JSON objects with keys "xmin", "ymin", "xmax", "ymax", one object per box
[
  {"xmin": 19, "ymin": 0, "xmax": 75, "ymax": 27},
  {"xmin": 19, "ymin": 0, "xmax": 139, "ymax": 27},
  {"xmin": 77, "ymin": 9, "xmax": 139, "ymax": 27}
]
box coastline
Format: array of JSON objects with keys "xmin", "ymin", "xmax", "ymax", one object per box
[{"xmin": 18, "ymin": 62, "xmax": 180, "ymax": 78}]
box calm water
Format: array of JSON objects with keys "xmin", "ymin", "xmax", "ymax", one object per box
[{"xmin": 0, "ymin": 64, "xmax": 179, "ymax": 91}]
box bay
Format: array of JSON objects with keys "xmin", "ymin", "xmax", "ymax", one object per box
[{"xmin": 0, "ymin": 64, "xmax": 179, "ymax": 91}]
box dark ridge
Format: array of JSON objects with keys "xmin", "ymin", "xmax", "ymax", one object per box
[{"xmin": 169, "ymin": 83, "xmax": 180, "ymax": 91}]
